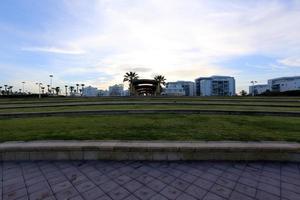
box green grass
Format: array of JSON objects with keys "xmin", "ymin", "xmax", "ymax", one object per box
[
  {"xmin": 0, "ymin": 114, "xmax": 300, "ymax": 142},
  {"xmin": 1, "ymin": 96, "xmax": 300, "ymax": 105},
  {"xmin": 1, "ymin": 104, "xmax": 300, "ymax": 113}
]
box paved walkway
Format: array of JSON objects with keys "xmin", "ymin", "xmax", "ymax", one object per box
[{"xmin": 0, "ymin": 161, "xmax": 299, "ymax": 200}]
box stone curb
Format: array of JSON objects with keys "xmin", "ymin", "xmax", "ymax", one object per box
[
  {"xmin": 1, "ymin": 141, "xmax": 300, "ymax": 161},
  {"xmin": 1, "ymin": 109, "xmax": 300, "ymax": 118}
]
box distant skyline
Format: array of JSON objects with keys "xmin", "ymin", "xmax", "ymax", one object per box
[{"xmin": 1, "ymin": 0, "xmax": 300, "ymax": 92}]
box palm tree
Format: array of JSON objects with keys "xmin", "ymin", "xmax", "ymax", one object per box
[
  {"xmin": 154, "ymin": 75, "xmax": 166, "ymax": 95},
  {"xmin": 41, "ymin": 87, "xmax": 45, "ymax": 94},
  {"xmin": 123, "ymin": 72, "xmax": 139, "ymax": 96},
  {"xmin": 69, "ymin": 86, "xmax": 74, "ymax": 95},
  {"xmin": 8, "ymin": 86, "xmax": 13, "ymax": 95},
  {"xmin": 47, "ymin": 85, "xmax": 51, "ymax": 94},
  {"xmin": 81, "ymin": 84, "xmax": 85, "ymax": 96},
  {"xmin": 4, "ymin": 85, "xmax": 7, "ymax": 95},
  {"xmin": 76, "ymin": 84, "xmax": 79, "ymax": 94},
  {"xmin": 55, "ymin": 87, "xmax": 60, "ymax": 96},
  {"xmin": 65, "ymin": 85, "xmax": 68, "ymax": 96},
  {"xmin": 239, "ymin": 90, "xmax": 247, "ymax": 96}
]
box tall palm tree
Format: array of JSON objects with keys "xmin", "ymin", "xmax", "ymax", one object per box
[
  {"xmin": 65, "ymin": 85, "xmax": 68, "ymax": 96},
  {"xmin": 123, "ymin": 72, "xmax": 139, "ymax": 96},
  {"xmin": 55, "ymin": 87, "xmax": 60, "ymax": 96},
  {"xmin": 8, "ymin": 86, "xmax": 13, "ymax": 95},
  {"xmin": 69, "ymin": 86, "xmax": 74, "ymax": 95},
  {"xmin": 41, "ymin": 87, "xmax": 45, "ymax": 94},
  {"xmin": 154, "ymin": 75, "xmax": 166, "ymax": 95},
  {"xmin": 81, "ymin": 84, "xmax": 85, "ymax": 96},
  {"xmin": 76, "ymin": 84, "xmax": 79, "ymax": 94},
  {"xmin": 47, "ymin": 85, "xmax": 51, "ymax": 94},
  {"xmin": 4, "ymin": 85, "xmax": 7, "ymax": 95}
]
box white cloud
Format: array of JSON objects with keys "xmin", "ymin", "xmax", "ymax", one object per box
[
  {"xmin": 21, "ymin": 46, "xmax": 85, "ymax": 55},
  {"xmin": 279, "ymin": 57, "xmax": 300, "ymax": 67},
  {"xmin": 5, "ymin": 0, "xmax": 300, "ymax": 91}
]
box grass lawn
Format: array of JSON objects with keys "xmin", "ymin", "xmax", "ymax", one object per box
[
  {"xmin": 1, "ymin": 104, "xmax": 300, "ymax": 113},
  {"xmin": 0, "ymin": 114, "xmax": 300, "ymax": 142}
]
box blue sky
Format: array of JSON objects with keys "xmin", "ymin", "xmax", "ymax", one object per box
[{"xmin": 0, "ymin": 0, "xmax": 300, "ymax": 92}]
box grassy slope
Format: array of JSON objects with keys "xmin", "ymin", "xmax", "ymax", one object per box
[
  {"xmin": 0, "ymin": 114, "xmax": 300, "ymax": 142},
  {"xmin": 1, "ymin": 104, "xmax": 300, "ymax": 113}
]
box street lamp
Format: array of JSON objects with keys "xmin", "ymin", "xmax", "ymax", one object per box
[
  {"xmin": 49, "ymin": 75, "xmax": 53, "ymax": 94},
  {"xmin": 250, "ymin": 81, "xmax": 257, "ymax": 96},
  {"xmin": 22, "ymin": 81, "xmax": 25, "ymax": 94},
  {"xmin": 36, "ymin": 82, "xmax": 43, "ymax": 99}
]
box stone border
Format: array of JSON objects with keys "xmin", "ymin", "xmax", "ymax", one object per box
[
  {"xmin": 1, "ymin": 141, "xmax": 300, "ymax": 161},
  {"xmin": 1, "ymin": 109, "xmax": 300, "ymax": 118}
]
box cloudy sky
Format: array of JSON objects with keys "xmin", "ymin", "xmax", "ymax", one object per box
[{"xmin": 0, "ymin": 0, "xmax": 300, "ymax": 93}]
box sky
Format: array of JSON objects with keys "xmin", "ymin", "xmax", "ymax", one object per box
[{"xmin": 0, "ymin": 0, "xmax": 300, "ymax": 93}]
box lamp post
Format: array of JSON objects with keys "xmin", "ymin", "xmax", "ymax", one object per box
[
  {"xmin": 49, "ymin": 75, "xmax": 53, "ymax": 94},
  {"xmin": 36, "ymin": 82, "xmax": 42, "ymax": 99},
  {"xmin": 250, "ymin": 81, "xmax": 257, "ymax": 96},
  {"xmin": 22, "ymin": 81, "xmax": 25, "ymax": 94}
]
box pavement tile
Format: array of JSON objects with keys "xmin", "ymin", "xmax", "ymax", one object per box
[
  {"xmin": 75, "ymin": 181, "xmax": 96, "ymax": 193},
  {"xmin": 257, "ymin": 182, "xmax": 280, "ymax": 196},
  {"xmin": 123, "ymin": 180, "xmax": 143, "ymax": 193},
  {"xmin": 122, "ymin": 195, "xmax": 140, "ymax": 200},
  {"xmin": 210, "ymin": 184, "xmax": 232, "ymax": 198},
  {"xmin": 29, "ymin": 188, "xmax": 53, "ymax": 200},
  {"xmin": 256, "ymin": 190, "xmax": 280, "ymax": 200},
  {"xmin": 160, "ymin": 186, "xmax": 182, "ymax": 199},
  {"xmin": 3, "ymin": 187, "xmax": 27, "ymax": 200},
  {"xmin": 238, "ymin": 177, "xmax": 258, "ymax": 188},
  {"xmin": 185, "ymin": 184, "xmax": 207, "ymax": 199},
  {"xmin": 170, "ymin": 178, "xmax": 190, "ymax": 191},
  {"xmin": 136, "ymin": 174, "xmax": 155, "ymax": 184},
  {"xmin": 55, "ymin": 187, "xmax": 78, "ymax": 200},
  {"xmin": 51, "ymin": 180, "xmax": 73, "ymax": 193},
  {"xmin": 203, "ymin": 192, "xmax": 226, "ymax": 200},
  {"xmin": 149, "ymin": 194, "xmax": 169, "ymax": 200},
  {"xmin": 133, "ymin": 186, "xmax": 157, "ymax": 200},
  {"xmin": 147, "ymin": 179, "xmax": 167, "ymax": 192},
  {"xmin": 157, "ymin": 174, "xmax": 176, "ymax": 184},
  {"xmin": 107, "ymin": 186, "xmax": 131, "ymax": 200},
  {"xmin": 216, "ymin": 177, "xmax": 236, "ymax": 189},
  {"xmin": 281, "ymin": 188, "xmax": 300, "ymax": 200},
  {"xmin": 176, "ymin": 193, "xmax": 198, "ymax": 200},
  {"xmin": 194, "ymin": 178, "xmax": 214, "ymax": 190},
  {"xmin": 179, "ymin": 173, "xmax": 198, "ymax": 183},
  {"xmin": 99, "ymin": 180, "xmax": 119, "ymax": 193},
  {"xmin": 81, "ymin": 187, "xmax": 105, "ymax": 200},
  {"xmin": 229, "ymin": 191, "xmax": 254, "ymax": 200},
  {"xmin": 1, "ymin": 161, "xmax": 299, "ymax": 200},
  {"xmin": 234, "ymin": 183, "xmax": 256, "ymax": 197}
]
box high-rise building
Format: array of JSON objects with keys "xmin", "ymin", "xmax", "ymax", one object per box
[
  {"xmin": 195, "ymin": 76, "xmax": 236, "ymax": 96},
  {"xmin": 108, "ymin": 84, "xmax": 125, "ymax": 96},
  {"xmin": 164, "ymin": 81, "xmax": 195, "ymax": 96},
  {"xmin": 268, "ymin": 76, "xmax": 300, "ymax": 92},
  {"xmin": 82, "ymin": 86, "xmax": 99, "ymax": 97},
  {"xmin": 249, "ymin": 84, "xmax": 269, "ymax": 95}
]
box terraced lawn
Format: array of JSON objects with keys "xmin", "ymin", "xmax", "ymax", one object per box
[{"xmin": 0, "ymin": 114, "xmax": 300, "ymax": 142}]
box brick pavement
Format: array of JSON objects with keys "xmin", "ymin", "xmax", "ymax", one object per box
[{"xmin": 0, "ymin": 161, "xmax": 299, "ymax": 200}]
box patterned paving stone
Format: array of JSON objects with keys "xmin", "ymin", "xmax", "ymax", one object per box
[{"xmin": 0, "ymin": 161, "xmax": 300, "ymax": 200}]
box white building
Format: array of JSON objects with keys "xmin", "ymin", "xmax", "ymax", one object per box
[
  {"xmin": 268, "ymin": 76, "xmax": 300, "ymax": 92},
  {"xmin": 164, "ymin": 81, "xmax": 195, "ymax": 96},
  {"xmin": 108, "ymin": 84, "xmax": 125, "ymax": 96},
  {"xmin": 82, "ymin": 86, "xmax": 99, "ymax": 97},
  {"xmin": 249, "ymin": 84, "xmax": 269, "ymax": 95},
  {"xmin": 195, "ymin": 76, "xmax": 236, "ymax": 96}
]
